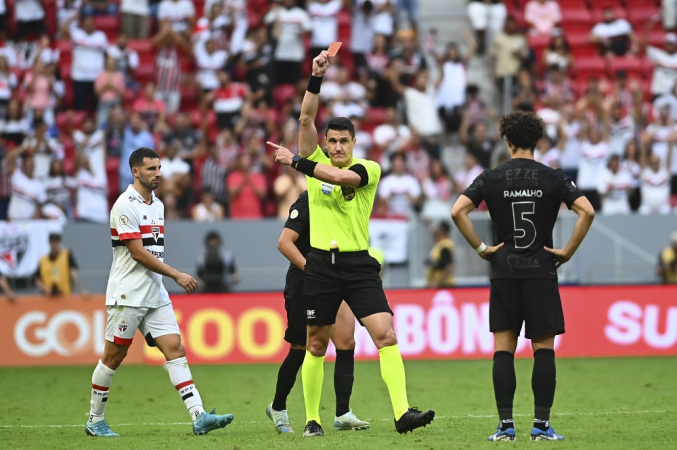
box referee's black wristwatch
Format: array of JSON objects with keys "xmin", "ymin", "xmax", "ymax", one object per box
[{"xmin": 291, "ymin": 155, "xmax": 301, "ymax": 169}]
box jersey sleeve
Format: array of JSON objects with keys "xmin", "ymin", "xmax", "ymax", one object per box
[
  {"xmin": 462, "ymin": 170, "xmax": 488, "ymax": 207},
  {"xmin": 307, "ymin": 145, "xmax": 331, "ymax": 164},
  {"xmin": 350, "ymin": 160, "xmax": 381, "ymax": 188},
  {"xmin": 111, "ymin": 200, "xmax": 141, "ymax": 241},
  {"xmin": 283, "ymin": 192, "xmax": 310, "ymax": 236},
  {"xmin": 557, "ymin": 170, "xmax": 585, "ymax": 209}
]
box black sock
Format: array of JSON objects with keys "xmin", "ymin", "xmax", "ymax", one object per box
[
  {"xmin": 272, "ymin": 347, "xmax": 305, "ymax": 411},
  {"xmin": 493, "ymin": 351, "xmax": 516, "ymax": 423},
  {"xmin": 334, "ymin": 349, "xmax": 355, "ymax": 417},
  {"xmin": 532, "ymin": 348, "xmax": 556, "ymax": 425}
]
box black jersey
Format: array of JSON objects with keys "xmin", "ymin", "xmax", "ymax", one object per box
[
  {"xmin": 283, "ymin": 191, "xmax": 311, "ymax": 296},
  {"xmin": 462, "ymin": 158, "xmax": 584, "ymax": 280}
]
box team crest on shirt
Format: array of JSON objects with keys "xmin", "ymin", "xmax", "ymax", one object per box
[
  {"xmin": 341, "ymin": 186, "xmax": 355, "ymax": 201},
  {"xmin": 320, "ymin": 182, "xmax": 335, "ymax": 195},
  {"xmin": 151, "ymin": 226, "xmax": 161, "ymax": 242},
  {"xmin": 117, "ymin": 320, "xmax": 128, "ymax": 333}
]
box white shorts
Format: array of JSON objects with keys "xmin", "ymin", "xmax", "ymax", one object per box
[
  {"xmin": 467, "ymin": 2, "xmax": 506, "ymax": 32},
  {"xmin": 105, "ymin": 303, "xmax": 180, "ymax": 346}
]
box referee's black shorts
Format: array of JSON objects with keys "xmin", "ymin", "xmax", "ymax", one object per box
[
  {"xmin": 304, "ymin": 249, "xmax": 392, "ymax": 326},
  {"xmin": 489, "ymin": 278, "xmax": 565, "ymax": 340}
]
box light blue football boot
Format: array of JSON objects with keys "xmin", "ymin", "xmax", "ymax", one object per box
[
  {"xmin": 85, "ymin": 419, "xmax": 119, "ymax": 437},
  {"xmin": 192, "ymin": 408, "xmax": 234, "ymax": 435}
]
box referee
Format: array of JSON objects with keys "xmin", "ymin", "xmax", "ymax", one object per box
[
  {"xmin": 268, "ymin": 50, "xmax": 434, "ymax": 437},
  {"xmin": 451, "ymin": 110, "xmax": 595, "ymax": 442},
  {"xmin": 266, "ymin": 191, "xmax": 369, "ymax": 433}
]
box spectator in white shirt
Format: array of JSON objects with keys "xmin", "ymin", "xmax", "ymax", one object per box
[
  {"xmin": 378, "ymin": 152, "xmax": 421, "ymax": 218},
  {"xmin": 0, "ymin": 56, "xmax": 17, "ymax": 121},
  {"xmin": 578, "ymin": 126, "xmax": 611, "ymax": 211},
  {"xmin": 195, "ymin": 37, "xmax": 229, "ymax": 92},
  {"xmin": 373, "ymin": 106, "xmax": 411, "ymax": 171},
  {"xmin": 467, "ymin": 0, "xmax": 506, "ymax": 56},
  {"xmin": 643, "ymin": 106, "xmax": 677, "ymax": 190},
  {"xmin": 639, "ymin": 153, "xmax": 672, "ymax": 215},
  {"xmin": 159, "ymin": 140, "xmax": 191, "ymax": 198},
  {"xmin": 73, "ymin": 116, "xmax": 107, "ymax": 179},
  {"xmin": 386, "ymin": 61, "xmax": 443, "ymax": 158},
  {"xmin": 643, "ymin": 26, "xmax": 677, "ymax": 97},
  {"xmin": 158, "ymin": 0, "xmax": 196, "ymax": 35},
  {"xmin": 21, "ymin": 119, "xmax": 64, "ymax": 180},
  {"xmin": 57, "ymin": 1, "xmax": 82, "ymax": 30},
  {"xmin": 193, "ymin": 190, "xmax": 225, "ymax": 222},
  {"xmin": 350, "ymin": 0, "xmax": 376, "ymax": 76},
  {"xmin": 45, "ymin": 159, "xmax": 71, "ymax": 218},
  {"xmin": 71, "ymin": 153, "xmax": 108, "ymax": 222},
  {"xmin": 453, "ymin": 152, "xmax": 483, "ymax": 193},
  {"xmin": 598, "ymin": 155, "xmax": 633, "ymax": 215},
  {"xmin": 121, "ymin": 0, "xmax": 150, "ymax": 39},
  {"xmin": 308, "ymin": 0, "xmax": 344, "ymax": 59},
  {"xmin": 107, "ymin": 34, "xmax": 140, "ymax": 90},
  {"xmin": 15, "ymin": 0, "xmax": 46, "ymax": 41},
  {"xmin": 264, "ymin": 0, "xmax": 312, "ymax": 85},
  {"xmin": 61, "ymin": 14, "xmax": 109, "ymax": 112},
  {"xmin": 8, "ymin": 156, "xmax": 47, "ymax": 220},
  {"xmin": 589, "ymin": 6, "xmax": 637, "ymax": 57}
]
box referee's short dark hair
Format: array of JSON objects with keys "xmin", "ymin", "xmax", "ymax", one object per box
[
  {"xmin": 129, "ymin": 147, "xmax": 160, "ymax": 170},
  {"xmin": 326, "ymin": 117, "xmax": 355, "ymax": 139},
  {"xmin": 499, "ymin": 110, "xmax": 544, "ymax": 152}
]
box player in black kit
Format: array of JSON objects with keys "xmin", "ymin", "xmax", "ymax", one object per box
[
  {"xmin": 266, "ymin": 191, "xmax": 369, "ymax": 433},
  {"xmin": 451, "ymin": 111, "xmax": 595, "ymax": 442}
]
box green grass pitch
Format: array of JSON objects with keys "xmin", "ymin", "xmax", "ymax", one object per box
[{"xmin": 1, "ymin": 357, "xmax": 676, "ymax": 449}]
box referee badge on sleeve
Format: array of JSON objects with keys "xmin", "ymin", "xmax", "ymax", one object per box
[
  {"xmin": 290, "ymin": 209, "xmax": 299, "ymax": 219},
  {"xmin": 119, "ymin": 215, "xmax": 128, "ymax": 225}
]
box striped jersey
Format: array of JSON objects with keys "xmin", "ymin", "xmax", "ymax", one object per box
[{"xmin": 106, "ymin": 185, "xmax": 169, "ymax": 308}]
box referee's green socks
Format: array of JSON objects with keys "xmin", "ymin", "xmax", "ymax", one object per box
[
  {"xmin": 378, "ymin": 344, "xmax": 409, "ymax": 420},
  {"xmin": 302, "ymin": 351, "xmax": 325, "ymax": 424}
]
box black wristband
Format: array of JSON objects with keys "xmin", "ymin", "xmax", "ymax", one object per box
[
  {"xmin": 307, "ymin": 75, "xmax": 323, "ymax": 94},
  {"xmin": 293, "ymin": 158, "xmax": 318, "ymax": 176}
]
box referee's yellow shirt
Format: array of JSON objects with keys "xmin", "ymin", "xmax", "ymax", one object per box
[{"xmin": 306, "ymin": 145, "xmax": 381, "ymax": 251}]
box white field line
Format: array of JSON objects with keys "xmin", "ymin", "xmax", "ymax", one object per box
[{"xmin": 0, "ymin": 410, "xmax": 671, "ymax": 429}]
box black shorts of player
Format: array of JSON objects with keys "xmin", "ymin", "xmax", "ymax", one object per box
[
  {"xmin": 304, "ymin": 249, "xmax": 392, "ymax": 326},
  {"xmin": 489, "ymin": 278, "xmax": 565, "ymax": 340},
  {"xmin": 284, "ymin": 290, "xmax": 310, "ymax": 346}
]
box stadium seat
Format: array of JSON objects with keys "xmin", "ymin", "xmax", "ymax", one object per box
[
  {"xmin": 561, "ymin": 8, "xmax": 593, "ymax": 34},
  {"xmin": 628, "ymin": 8, "xmax": 661, "ymax": 29},
  {"xmin": 134, "ymin": 64, "xmax": 155, "ymax": 85},
  {"xmin": 93, "ymin": 16, "xmax": 120, "ymax": 41},
  {"xmin": 180, "ymin": 85, "xmax": 199, "ymax": 110},
  {"xmin": 127, "ymin": 40, "xmax": 154, "ymax": 54},
  {"xmin": 572, "ymin": 56, "xmax": 606, "ymax": 79},
  {"xmin": 528, "ymin": 33, "xmax": 551, "ymax": 55},
  {"xmin": 647, "ymin": 29, "xmax": 668, "ymax": 48},
  {"xmin": 273, "ymin": 84, "xmax": 296, "ymax": 108},
  {"xmin": 567, "ymin": 31, "xmax": 599, "ymax": 58},
  {"xmin": 56, "ymin": 40, "xmax": 72, "ymax": 54},
  {"xmin": 608, "ymin": 56, "xmax": 647, "ymax": 79},
  {"xmin": 557, "ymin": 0, "xmax": 589, "ymax": 7}
]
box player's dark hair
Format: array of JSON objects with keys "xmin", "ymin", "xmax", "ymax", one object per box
[
  {"xmin": 438, "ymin": 221, "xmax": 451, "ymax": 235},
  {"xmin": 205, "ymin": 230, "xmax": 221, "ymax": 244},
  {"xmin": 129, "ymin": 147, "xmax": 160, "ymax": 170},
  {"xmin": 499, "ymin": 110, "xmax": 544, "ymax": 152},
  {"xmin": 325, "ymin": 117, "xmax": 355, "ymax": 139},
  {"xmin": 49, "ymin": 233, "xmax": 62, "ymax": 242}
]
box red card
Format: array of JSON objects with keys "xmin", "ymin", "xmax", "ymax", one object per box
[{"xmin": 327, "ymin": 41, "xmax": 342, "ymax": 57}]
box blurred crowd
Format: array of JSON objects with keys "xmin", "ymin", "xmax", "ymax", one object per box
[{"xmin": 0, "ymin": 0, "xmax": 676, "ymax": 224}]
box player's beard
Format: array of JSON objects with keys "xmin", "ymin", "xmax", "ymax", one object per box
[{"xmin": 140, "ymin": 175, "xmax": 161, "ymax": 191}]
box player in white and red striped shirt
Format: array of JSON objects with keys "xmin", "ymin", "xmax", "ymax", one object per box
[{"xmin": 85, "ymin": 147, "xmax": 233, "ymax": 437}]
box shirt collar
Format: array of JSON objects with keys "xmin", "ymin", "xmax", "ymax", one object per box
[{"xmin": 125, "ymin": 184, "xmax": 156, "ymax": 204}]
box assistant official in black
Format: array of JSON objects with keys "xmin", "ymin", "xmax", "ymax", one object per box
[
  {"xmin": 266, "ymin": 191, "xmax": 369, "ymax": 433},
  {"xmin": 451, "ymin": 110, "xmax": 595, "ymax": 442}
]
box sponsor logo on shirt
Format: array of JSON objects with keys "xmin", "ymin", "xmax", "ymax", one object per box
[
  {"xmin": 321, "ymin": 182, "xmax": 334, "ymax": 195},
  {"xmin": 507, "ymin": 255, "xmax": 541, "ymax": 271}
]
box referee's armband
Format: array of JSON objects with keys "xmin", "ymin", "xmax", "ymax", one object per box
[{"xmin": 348, "ymin": 164, "xmax": 369, "ymax": 188}]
